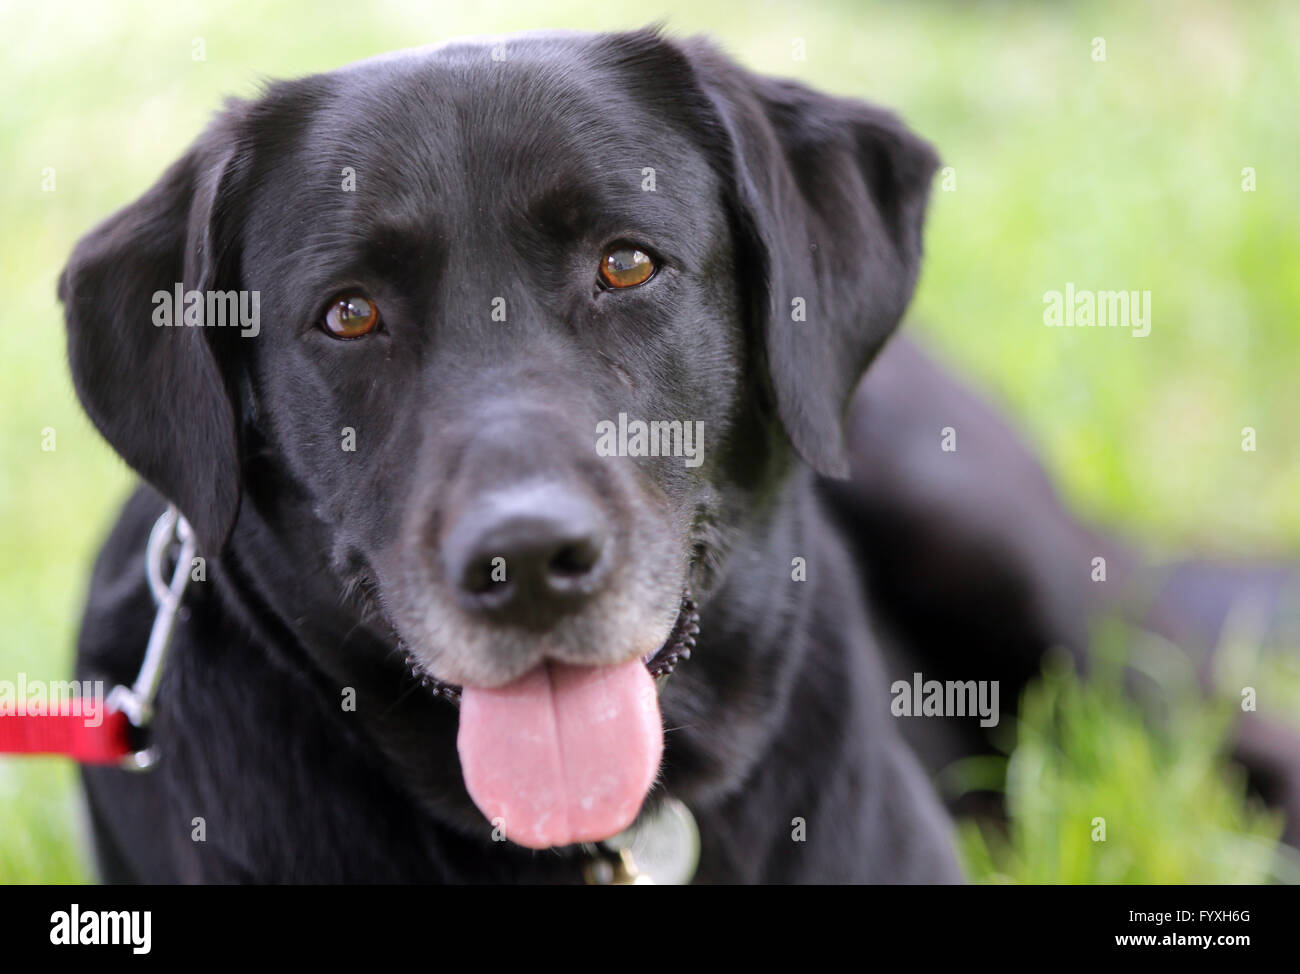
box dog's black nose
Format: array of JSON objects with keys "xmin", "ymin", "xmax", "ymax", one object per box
[{"xmin": 442, "ymin": 483, "xmax": 612, "ymax": 624}]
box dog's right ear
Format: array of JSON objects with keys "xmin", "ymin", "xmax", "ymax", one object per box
[{"xmin": 58, "ymin": 111, "xmax": 246, "ymax": 554}]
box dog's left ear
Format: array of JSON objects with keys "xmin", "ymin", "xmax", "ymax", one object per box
[{"xmin": 679, "ymin": 39, "xmax": 940, "ymax": 477}]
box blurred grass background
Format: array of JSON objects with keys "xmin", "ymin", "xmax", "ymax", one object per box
[{"xmin": 1, "ymin": 0, "xmax": 1297, "ymax": 882}]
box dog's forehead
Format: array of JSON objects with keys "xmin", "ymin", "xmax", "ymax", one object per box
[
  {"xmin": 250, "ymin": 36, "xmax": 723, "ymax": 263},
  {"xmin": 319, "ymin": 37, "xmax": 707, "ymax": 191}
]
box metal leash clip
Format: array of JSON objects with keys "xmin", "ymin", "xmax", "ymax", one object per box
[{"xmin": 105, "ymin": 506, "xmax": 195, "ymax": 772}]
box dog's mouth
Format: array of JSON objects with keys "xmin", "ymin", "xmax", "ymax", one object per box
[
  {"xmin": 406, "ymin": 588, "xmax": 699, "ymax": 704},
  {"xmin": 643, "ymin": 589, "xmax": 700, "ymax": 681},
  {"xmin": 402, "ymin": 590, "xmax": 698, "ymax": 850}
]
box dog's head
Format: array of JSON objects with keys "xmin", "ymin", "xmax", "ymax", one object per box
[{"xmin": 60, "ymin": 29, "xmax": 937, "ymax": 849}]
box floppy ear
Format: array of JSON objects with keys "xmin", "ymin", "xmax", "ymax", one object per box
[
  {"xmin": 682, "ymin": 40, "xmax": 940, "ymax": 477},
  {"xmin": 58, "ymin": 113, "xmax": 246, "ymax": 554}
]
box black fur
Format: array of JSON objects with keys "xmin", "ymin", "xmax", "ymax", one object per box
[{"xmin": 62, "ymin": 28, "xmax": 965, "ymax": 883}]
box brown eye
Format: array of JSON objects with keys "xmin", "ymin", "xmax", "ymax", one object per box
[
  {"xmin": 323, "ymin": 294, "xmax": 380, "ymax": 339},
  {"xmin": 599, "ymin": 245, "xmax": 656, "ymax": 289}
]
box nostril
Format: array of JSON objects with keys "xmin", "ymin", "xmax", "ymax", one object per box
[
  {"xmin": 463, "ymin": 555, "xmax": 511, "ymax": 596},
  {"xmin": 548, "ymin": 538, "xmax": 601, "ymax": 578}
]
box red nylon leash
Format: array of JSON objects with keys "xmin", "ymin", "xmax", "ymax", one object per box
[{"xmin": 0, "ymin": 704, "xmax": 134, "ymax": 764}]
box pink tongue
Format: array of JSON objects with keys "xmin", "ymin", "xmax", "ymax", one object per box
[{"xmin": 457, "ymin": 659, "xmax": 664, "ymax": 849}]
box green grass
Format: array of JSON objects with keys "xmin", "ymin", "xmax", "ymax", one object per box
[
  {"xmin": 956, "ymin": 630, "xmax": 1300, "ymax": 884},
  {"xmin": 1, "ymin": 0, "xmax": 1297, "ymax": 882}
]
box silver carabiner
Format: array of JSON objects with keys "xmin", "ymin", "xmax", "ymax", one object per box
[{"xmin": 106, "ymin": 506, "xmax": 195, "ymax": 771}]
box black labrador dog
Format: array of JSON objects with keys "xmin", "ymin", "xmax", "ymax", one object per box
[
  {"xmin": 62, "ymin": 27, "xmax": 1300, "ymax": 884},
  {"xmin": 61, "ymin": 29, "xmax": 963, "ymax": 882}
]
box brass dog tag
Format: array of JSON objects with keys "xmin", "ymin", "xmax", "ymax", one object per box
[{"xmin": 585, "ymin": 798, "xmax": 699, "ymax": 885}]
